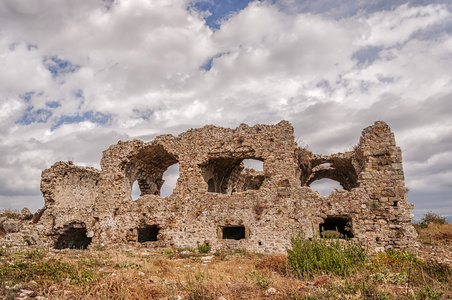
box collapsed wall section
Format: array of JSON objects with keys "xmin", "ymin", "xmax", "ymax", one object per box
[{"xmin": 40, "ymin": 161, "xmax": 100, "ymax": 209}]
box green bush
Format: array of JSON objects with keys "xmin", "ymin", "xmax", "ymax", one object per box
[
  {"xmin": 416, "ymin": 285, "xmax": 443, "ymax": 300},
  {"xmin": 197, "ymin": 241, "xmax": 211, "ymax": 254},
  {"xmin": 419, "ymin": 211, "xmax": 447, "ymax": 228},
  {"xmin": 247, "ymin": 270, "xmax": 271, "ymax": 289},
  {"xmin": 287, "ymin": 232, "xmax": 368, "ymax": 278}
]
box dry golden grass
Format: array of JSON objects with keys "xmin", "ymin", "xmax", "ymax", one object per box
[
  {"xmin": 418, "ymin": 223, "xmax": 452, "ymax": 244},
  {"xmin": 1, "ymin": 226, "xmax": 452, "ymax": 300}
]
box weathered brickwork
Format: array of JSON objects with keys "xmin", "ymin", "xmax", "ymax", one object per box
[{"xmin": 1, "ymin": 121, "xmax": 418, "ymax": 253}]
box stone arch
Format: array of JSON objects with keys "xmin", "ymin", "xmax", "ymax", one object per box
[
  {"xmin": 301, "ymin": 156, "xmax": 358, "ymax": 191},
  {"xmin": 125, "ymin": 144, "xmax": 179, "ymax": 199},
  {"xmin": 200, "ymin": 155, "xmax": 265, "ymax": 194}
]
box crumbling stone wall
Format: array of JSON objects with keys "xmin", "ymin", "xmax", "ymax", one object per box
[{"xmin": 1, "ymin": 121, "xmax": 418, "ymax": 253}]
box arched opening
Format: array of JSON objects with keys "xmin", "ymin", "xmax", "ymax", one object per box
[
  {"xmin": 309, "ymin": 178, "xmax": 342, "ymax": 196},
  {"xmin": 160, "ymin": 163, "xmax": 179, "ymax": 197},
  {"xmin": 125, "ymin": 144, "xmax": 179, "ymax": 200},
  {"xmin": 201, "ymin": 157, "xmax": 265, "ymax": 194},
  {"xmin": 243, "ymin": 159, "xmax": 264, "ymax": 171},
  {"xmin": 319, "ymin": 216, "xmax": 353, "ymax": 239},
  {"xmin": 131, "ymin": 180, "xmax": 140, "ymax": 201},
  {"xmin": 54, "ymin": 222, "xmax": 92, "ymax": 250},
  {"xmin": 207, "ymin": 178, "xmax": 215, "ymax": 192},
  {"xmin": 300, "ymin": 156, "xmax": 358, "ymax": 191}
]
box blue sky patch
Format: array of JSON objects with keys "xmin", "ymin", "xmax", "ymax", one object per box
[
  {"xmin": 52, "ymin": 111, "xmax": 112, "ymax": 130},
  {"xmin": 16, "ymin": 106, "xmax": 52, "ymax": 125},
  {"xmin": 46, "ymin": 101, "xmax": 61, "ymax": 108},
  {"xmin": 200, "ymin": 52, "xmax": 227, "ymax": 71},
  {"xmin": 352, "ymin": 46, "xmax": 383, "ymax": 66},
  {"xmin": 133, "ymin": 108, "xmax": 154, "ymax": 120},
  {"xmin": 201, "ymin": 57, "xmax": 215, "ymax": 71},
  {"xmin": 43, "ymin": 56, "xmax": 80, "ymax": 78},
  {"xmin": 282, "ymin": 0, "xmax": 425, "ymax": 19},
  {"xmin": 190, "ymin": 0, "xmax": 256, "ymax": 29},
  {"xmin": 19, "ymin": 91, "xmax": 35, "ymax": 103},
  {"xmin": 74, "ymin": 89, "xmax": 84, "ymax": 98}
]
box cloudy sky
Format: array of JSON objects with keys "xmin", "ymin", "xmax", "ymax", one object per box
[{"xmin": 0, "ymin": 0, "xmax": 451, "ymax": 220}]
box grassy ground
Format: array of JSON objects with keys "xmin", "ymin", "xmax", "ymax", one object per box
[{"xmin": 1, "ymin": 215, "xmax": 451, "ymax": 299}]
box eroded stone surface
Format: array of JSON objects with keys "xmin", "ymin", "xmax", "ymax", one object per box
[{"xmin": 1, "ymin": 121, "xmax": 418, "ymax": 253}]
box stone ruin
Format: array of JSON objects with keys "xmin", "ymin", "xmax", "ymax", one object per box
[{"xmin": 0, "ymin": 120, "xmax": 418, "ymax": 253}]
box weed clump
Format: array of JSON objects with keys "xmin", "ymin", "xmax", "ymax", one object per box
[
  {"xmin": 197, "ymin": 241, "xmax": 211, "ymax": 254},
  {"xmin": 0, "ymin": 258, "xmax": 94, "ymax": 286},
  {"xmin": 287, "ymin": 232, "xmax": 368, "ymax": 278},
  {"xmin": 247, "ymin": 270, "xmax": 271, "ymax": 289},
  {"xmin": 0, "ymin": 209, "xmax": 19, "ymax": 219}
]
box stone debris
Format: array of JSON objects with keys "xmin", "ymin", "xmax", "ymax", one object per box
[
  {"xmin": 265, "ymin": 287, "xmax": 277, "ymax": 295},
  {"xmin": 0, "ymin": 121, "xmax": 417, "ymax": 253},
  {"xmin": 2, "ymin": 219, "xmax": 22, "ymax": 233},
  {"xmin": 19, "ymin": 208, "xmax": 33, "ymax": 220}
]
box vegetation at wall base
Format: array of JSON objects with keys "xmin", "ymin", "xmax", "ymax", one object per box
[
  {"xmin": 287, "ymin": 232, "xmax": 368, "ymax": 278},
  {"xmin": 0, "ymin": 218, "xmax": 451, "ymax": 299},
  {"xmin": 197, "ymin": 240, "xmax": 211, "ymax": 254}
]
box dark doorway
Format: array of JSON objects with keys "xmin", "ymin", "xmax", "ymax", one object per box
[
  {"xmin": 208, "ymin": 178, "xmax": 215, "ymax": 192},
  {"xmin": 319, "ymin": 217, "xmax": 353, "ymax": 239},
  {"xmin": 55, "ymin": 226, "xmax": 92, "ymax": 249},
  {"xmin": 138, "ymin": 225, "xmax": 160, "ymax": 242},
  {"xmin": 222, "ymin": 226, "xmax": 246, "ymax": 240}
]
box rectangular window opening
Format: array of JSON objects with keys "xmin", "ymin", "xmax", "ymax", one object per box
[
  {"xmin": 138, "ymin": 225, "xmax": 160, "ymax": 243},
  {"xmin": 222, "ymin": 226, "xmax": 246, "ymax": 240},
  {"xmin": 319, "ymin": 216, "xmax": 353, "ymax": 239}
]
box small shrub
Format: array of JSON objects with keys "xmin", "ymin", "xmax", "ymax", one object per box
[
  {"xmin": 371, "ymin": 269, "xmax": 408, "ymax": 284},
  {"xmin": 375, "ymin": 250, "xmax": 420, "ymax": 269},
  {"xmin": 183, "ymin": 271, "xmax": 213, "ymax": 300},
  {"xmin": 287, "ymin": 232, "xmax": 368, "ymax": 278},
  {"xmin": 177, "ymin": 247, "xmax": 196, "ymax": 253},
  {"xmin": 247, "ymin": 270, "xmax": 271, "ymax": 289},
  {"xmin": 114, "ymin": 261, "xmax": 141, "ymax": 269},
  {"xmin": 419, "ymin": 211, "xmax": 447, "ymax": 228},
  {"xmin": 416, "ymin": 285, "xmax": 443, "ymax": 300},
  {"xmin": 197, "ymin": 241, "xmax": 211, "ymax": 254},
  {"xmin": 25, "ymin": 248, "xmax": 47, "ymax": 260},
  {"xmin": 213, "ymin": 250, "xmax": 227, "ymax": 260},
  {"xmin": 162, "ymin": 248, "xmax": 174, "ymax": 257}
]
